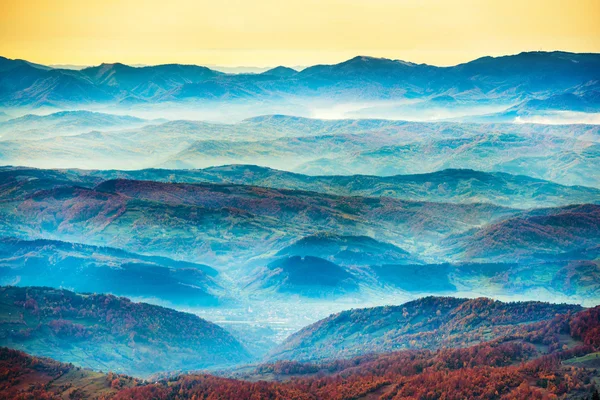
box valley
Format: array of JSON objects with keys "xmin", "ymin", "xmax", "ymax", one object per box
[
  {"xmin": 1, "ymin": 114, "xmax": 599, "ymax": 188},
  {"xmin": 0, "ymin": 161, "xmax": 598, "ymax": 357},
  {"xmin": 0, "ymin": 50, "xmax": 599, "ymax": 399},
  {"xmin": 2, "ymin": 294, "xmax": 600, "ymax": 399}
]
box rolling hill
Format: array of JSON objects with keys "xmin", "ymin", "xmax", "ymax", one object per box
[
  {"xmin": 1, "ymin": 113, "xmax": 598, "ymax": 190},
  {"xmin": 293, "ymin": 133, "xmax": 600, "ymax": 188},
  {"xmin": 246, "ymin": 256, "xmax": 359, "ymax": 298},
  {"xmin": 1, "ymin": 47, "xmax": 599, "ymax": 400},
  {"xmin": 0, "ymin": 237, "xmax": 222, "ymax": 306},
  {"xmin": 0, "ymin": 110, "xmax": 153, "ymax": 141},
  {"xmin": 80, "ymin": 62, "xmax": 222, "ymax": 100},
  {"xmin": 0, "ymin": 58, "xmax": 115, "ymax": 107},
  {"xmin": 0, "ymin": 298, "xmax": 600, "ymax": 400},
  {"xmin": 267, "ymin": 297, "xmax": 583, "ymax": 362},
  {"xmin": 0, "ymin": 347, "xmax": 140, "ymax": 399},
  {"xmin": 3, "ymin": 162, "xmax": 600, "ymax": 209},
  {"xmin": 275, "ymin": 233, "xmax": 417, "ymax": 266},
  {"xmin": 447, "ymin": 204, "xmax": 600, "ymax": 262},
  {"xmin": 0, "ymin": 174, "xmax": 515, "ymax": 267},
  {"xmin": 2, "ymin": 300, "xmax": 600, "ymax": 399},
  {"xmin": 0, "ymin": 166, "xmax": 598, "ymax": 302},
  {"xmin": 0, "ymin": 286, "xmax": 251, "ymax": 377},
  {"xmin": 86, "ymin": 164, "xmax": 600, "ymax": 209}
]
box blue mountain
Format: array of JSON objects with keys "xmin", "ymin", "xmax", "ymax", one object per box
[{"xmin": 1, "ymin": 51, "xmax": 599, "ymax": 107}]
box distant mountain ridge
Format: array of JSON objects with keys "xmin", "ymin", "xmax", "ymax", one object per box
[
  {"xmin": 130, "ymin": 164, "xmax": 600, "ymax": 208},
  {"xmin": 1, "ymin": 112, "xmax": 598, "ymax": 188},
  {"xmin": 0, "ymin": 110, "xmax": 154, "ymax": 140},
  {"xmin": 1, "ymin": 51, "xmax": 599, "ymax": 107},
  {"xmin": 5, "ymin": 163, "xmax": 593, "ymax": 209},
  {"xmin": 0, "ymin": 167, "xmax": 516, "ymax": 267}
]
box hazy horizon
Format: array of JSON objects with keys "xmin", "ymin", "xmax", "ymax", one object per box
[{"xmin": 6, "ymin": 49, "xmax": 600, "ymax": 71}]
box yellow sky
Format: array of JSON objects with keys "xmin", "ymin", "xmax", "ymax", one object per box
[{"xmin": 1, "ymin": 0, "xmax": 599, "ymax": 67}]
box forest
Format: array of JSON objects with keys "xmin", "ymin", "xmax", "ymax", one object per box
[{"xmin": 1, "ymin": 302, "xmax": 599, "ymax": 399}]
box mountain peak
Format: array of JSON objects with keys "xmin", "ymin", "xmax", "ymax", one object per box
[
  {"xmin": 344, "ymin": 55, "xmax": 417, "ymax": 67},
  {"xmin": 99, "ymin": 62, "xmax": 128, "ymax": 68},
  {"xmin": 262, "ymin": 66, "xmax": 297, "ymax": 77},
  {"xmin": 348, "ymin": 55, "xmax": 381, "ymax": 62}
]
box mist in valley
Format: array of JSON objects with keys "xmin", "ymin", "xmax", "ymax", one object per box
[{"xmin": 0, "ymin": 51, "xmax": 599, "ymax": 395}]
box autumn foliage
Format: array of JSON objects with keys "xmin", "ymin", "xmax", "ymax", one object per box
[
  {"xmin": 112, "ymin": 305, "xmax": 600, "ymax": 400},
  {"xmin": 2, "ymin": 304, "xmax": 600, "ymax": 400}
]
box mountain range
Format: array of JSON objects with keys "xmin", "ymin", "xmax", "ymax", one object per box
[
  {"xmin": 1, "ymin": 52, "xmax": 599, "ymax": 113},
  {"xmin": 0, "ymin": 165, "xmax": 598, "ymax": 309},
  {"xmin": 75, "ymin": 164, "xmax": 600, "ymax": 208},
  {"xmin": 0, "ymin": 50, "xmax": 599, "ymax": 398},
  {"xmin": 0, "ymin": 110, "xmax": 157, "ymax": 141},
  {"xmin": 0, "ymin": 167, "xmax": 519, "ymax": 267}
]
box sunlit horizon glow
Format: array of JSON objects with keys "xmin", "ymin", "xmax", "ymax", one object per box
[{"xmin": 1, "ymin": 0, "xmax": 599, "ymax": 68}]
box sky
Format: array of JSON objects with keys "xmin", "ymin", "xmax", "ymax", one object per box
[{"xmin": 1, "ymin": 0, "xmax": 599, "ymax": 68}]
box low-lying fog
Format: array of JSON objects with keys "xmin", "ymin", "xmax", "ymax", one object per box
[
  {"xmin": 127, "ymin": 286, "xmax": 594, "ymax": 357},
  {"xmin": 4, "ymin": 99, "xmax": 599, "ymax": 125}
]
